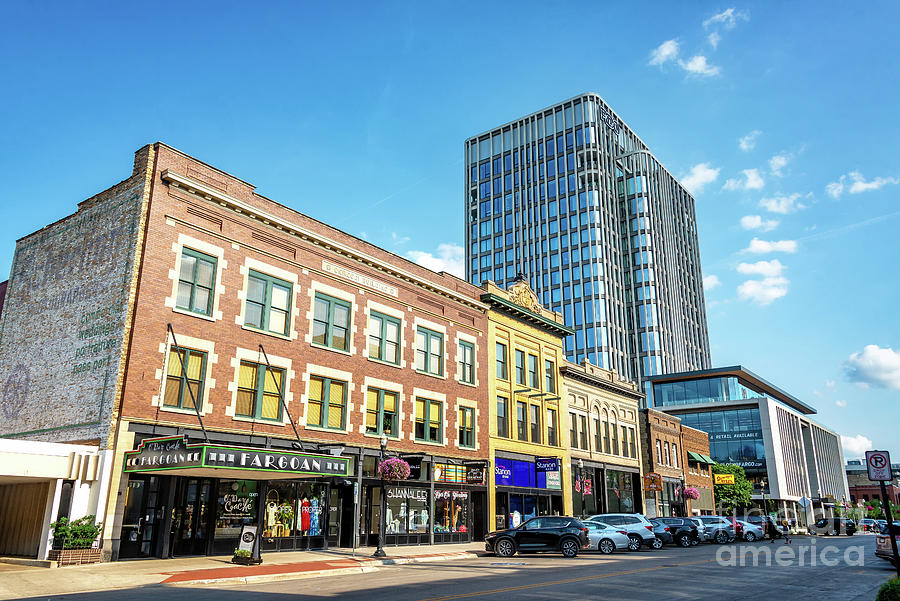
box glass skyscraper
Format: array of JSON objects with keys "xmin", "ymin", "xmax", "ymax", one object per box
[{"xmin": 464, "ymin": 93, "xmax": 711, "ymax": 394}]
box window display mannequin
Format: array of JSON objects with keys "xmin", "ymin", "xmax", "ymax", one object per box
[
  {"xmin": 309, "ymin": 496, "xmax": 320, "ymax": 536},
  {"xmin": 300, "ymin": 496, "xmax": 311, "ymax": 532}
]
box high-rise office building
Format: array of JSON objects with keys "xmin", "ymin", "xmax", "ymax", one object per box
[{"xmin": 464, "ymin": 93, "xmax": 711, "ymax": 395}]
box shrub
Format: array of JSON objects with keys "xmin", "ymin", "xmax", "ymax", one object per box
[
  {"xmin": 877, "ymin": 578, "xmax": 900, "ymax": 601},
  {"xmin": 233, "ymin": 548, "xmax": 252, "ymax": 558},
  {"xmin": 50, "ymin": 515, "xmax": 102, "ymax": 549},
  {"xmin": 377, "ymin": 457, "xmax": 411, "ymax": 481}
]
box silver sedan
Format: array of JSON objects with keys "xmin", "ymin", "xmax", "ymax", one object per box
[
  {"xmin": 584, "ymin": 521, "xmax": 632, "ymax": 554},
  {"xmin": 736, "ymin": 520, "xmax": 765, "ymax": 542}
]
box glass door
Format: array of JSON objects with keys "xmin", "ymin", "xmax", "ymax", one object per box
[
  {"xmin": 173, "ymin": 478, "xmax": 213, "ymax": 556},
  {"xmin": 119, "ymin": 476, "xmax": 160, "ymax": 558}
]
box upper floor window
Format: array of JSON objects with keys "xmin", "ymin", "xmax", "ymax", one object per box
[
  {"xmin": 365, "ymin": 387, "xmax": 398, "ymax": 437},
  {"xmin": 415, "ymin": 327, "xmax": 444, "ymax": 376},
  {"xmin": 579, "ymin": 415, "xmax": 588, "ymax": 450},
  {"xmin": 458, "ymin": 406, "xmax": 475, "ymax": 448},
  {"xmin": 621, "ymin": 425, "xmax": 629, "ymax": 458},
  {"xmin": 308, "ymin": 376, "xmax": 347, "ymax": 430},
  {"xmin": 547, "ymin": 408, "xmax": 558, "ymax": 446},
  {"xmin": 569, "ymin": 412, "xmax": 578, "ymax": 447},
  {"xmin": 664, "ymin": 441, "xmax": 671, "ymax": 465},
  {"xmin": 246, "ymin": 271, "xmax": 291, "ymax": 336},
  {"xmin": 530, "ymin": 404, "xmax": 541, "ymax": 443},
  {"xmin": 496, "ymin": 343, "xmax": 508, "ymax": 379},
  {"xmin": 593, "ymin": 417, "xmax": 602, "ymax": 452},
  {"xmin": 516, "ymin": 401, "xmax": 528, "ymax": 441},
  {"xmin": 515, "ymin": 350, "xmax": 526, "ymax": 385},
  {"xmin": 164, "ymin": 348, "xmax": 206, "ymax": 410},
  {"xmin": 544, "ymin": 360, "xmax": 556, "ymax": 394},
  {"xmin": 656, "ymin": 439, "xmax": 663, "ymax": 464},
  {"xmin": 415, "ymin": 397, "xmax": 443, "ymax": 443},
  {"xmin": 672, "ymin": 443, "xmax": 679, "ymax": 467},
  {"xmin": 177, "ymin": 249, "xmax": 216, "ymax": 316},
  {"xmin": 496, "ymin": 396, "xmax": 509, "ymax": 438},
  {"xmin": 458, "ymin": 341, "xmax": 475, "ymax": 384},
  {"xmin": 368, "ymin": 312, "xmax": 400, "ymax": 364},
  {"xmin": 629, "ymin": 427, "xmax": 636, "ymax": 458},
  {"xmin": 313, "ymin": 294, "xmax": 351, "ymax": 351},
  {"xmin": 528, "ymin": 354, "xmax": 539, "ymax": 388},
  {"xmin": 236, "ymin": 361, "xmax": 283, "ymax": 421}
]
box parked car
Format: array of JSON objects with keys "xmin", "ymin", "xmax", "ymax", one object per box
[
  {"xmin": 858, "ymin": 518, "xmax": 878, "ymax": 532},
  {"xmin": 648, "ymin": 519, "xmax": 672, "ymax": 548},
  {"xmin": 734, "ymin": 519, "xmax": 764, "ymax": 542},
  {"xmin": 584, "ymin": 521, "xmax": 632, "ymax": 554},
  {"xmin": 686, "ymin": 517, "xmax": 706, "ymax": 544},
  {"xmin": 484, "ymin": 516, "xmax": 589, "ymax": 558},
  {"xmin": 657, "ymin": 517, "xmax": 701, "ymax": 547},
  {"xmin": 808, "ymin": 517, "xmax": 857, "ymax": 536},
  {"xmin": 875, "ymin": 521, "xmax": 900, "ymax": 567},
  {"xmin": 697, "ymin": 516, "xmax": 736, "ymax": 543},
  {"xmin": 586, "ymin": 513, "xmax": 657, "ymax": 551},
  {"xmin": 876, "ymin": 519, "xmax": 888, "ymax": 531}
]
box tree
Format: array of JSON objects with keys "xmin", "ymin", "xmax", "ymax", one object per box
[{"xmin": 712, "ymin": 464, "xmax": 752, "ymax": 512}]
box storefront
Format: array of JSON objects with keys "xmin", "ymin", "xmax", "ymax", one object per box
[
  {"xmin": 493, "ymin": 455, "xmax": 564, "ymax": 529},
  {"xmin": 571, "ymin": 461, "xmax": 640, "ymax": 517}
]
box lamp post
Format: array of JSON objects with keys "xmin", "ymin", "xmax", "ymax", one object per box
[
  {"xmin": 577, "ymin": 458, "xmax": 585, "ymax": 517},
  {"xmin": 760, "ymin": 479, "xmax": 770, "ymax": 538},
  {"xmin": 373, "ymin": 434, "xmax": 388, "ymax": 558}
]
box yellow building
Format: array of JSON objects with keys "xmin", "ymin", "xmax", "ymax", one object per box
[
  {"xmin": 561, "ymin": 360, "xmax": 644, "ymax": 517},
  {"xmin": 481, "ymin": 279, "xmax": 573, "ymax": 530}
]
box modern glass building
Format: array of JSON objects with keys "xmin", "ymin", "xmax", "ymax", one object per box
[
  {"xmin": 463, "ymin": 93, "xmax": 711, "ymax": 395},
  {"xmin": 649, "ymin": 366, "xmax": 849, "ymax": 523}
]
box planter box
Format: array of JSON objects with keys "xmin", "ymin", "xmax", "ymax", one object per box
[
  {"xmin": 232, "ymin": 555, "xmax": 262, "ymax": 565},
  {"xmin": 48, "ymin": 548, "xmax": 102, "ymax": 566}
]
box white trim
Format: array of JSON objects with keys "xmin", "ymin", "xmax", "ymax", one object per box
[
  {"xmin": 236, "ymin": 257, "xmax": 300, "ymax": 341},
  {"xmin": 305, "ymin": 281, "xmax": 358, "ymax": 354},
  {"xmin": 362, "ymin": 301, "xmax": 405, "ymax": 368},
  {"xmin": 154, "ymin": 334, "xmax": 218, "ymax": 415},
  {"xmin": 165, "ymin": 233, "xmax": 227, "ymax": 322},
  {"xmin": 360, "ymin": 377, "xmax": 405, "ymax": 439},
  {"xmin": 300, "ymin": 363, "xmax": 355, "ymax": 433},
  {"xmin": 226, "ymin": 347, "xmax": 294, "ymax": 425}
]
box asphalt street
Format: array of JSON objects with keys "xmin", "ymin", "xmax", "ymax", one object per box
[{"xmin": 11, "ymin": 536, "xmax": 897, "ymax": 601}]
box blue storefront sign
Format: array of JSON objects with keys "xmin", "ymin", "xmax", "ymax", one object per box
[
  {"xmin": 511, "ymin": 460, "xmax": 535, "ymax": 488},
  {"xmin": 535, "ymin": 457, "xmax": 559, "ymax": 472},
  {"xmin": 494, "ymin": 458, "xmax": 512, "ymax": 486}
]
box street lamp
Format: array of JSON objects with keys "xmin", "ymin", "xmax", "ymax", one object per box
[
  {"xmin": 577, "ymin": 458, "xmax": 585, "ymax": 517},
  {"xmin": 760, "ymin": 479, "xmax": 769, "ymax": 536},
  {"xmin": 373, "ymin": 434, "xmax": 388, "ymax": 558}
]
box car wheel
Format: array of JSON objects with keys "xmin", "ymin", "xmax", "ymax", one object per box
[
  {"xmin": 690, "ymin": 538, "xmax": 699, "ymax": 546},
  {"xmin": 744, "ymin": 532, "xmax": 757, "ymax": 542},
  {"xmin": 560, "ymin": 538, "xmax": 579, "ymax": 558},
  {"xmin": 677, "ymin": 534, "xmax": 692, "ymax": 547},
  {"xmin": 495, "ymin": 538, "xmax": 516, "ymax": 558},
  {"xmin": 715, "ymin": 530, "xmax": 729, "ymax": 544},
  {"xmin": 627, "ymin": 534, "xmax": 642, "ymax": 551},
  {"xmin": 651, "ymin": 536, "xmax": 663, "ymax": 549},
  {"xmin": 598, "ymin": 538, "xmax": 615, "ymax": 555}
]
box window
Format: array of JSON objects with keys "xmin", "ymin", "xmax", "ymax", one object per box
[
  {"xmin": 664, "ymin": 442, "xmax": 671, "ymax": 466},
  {"xmin": 621, "ymin": 425, "xmax": 629, "ymax": 457},
  {"xmin": 611, "ymin": 423, "xmax": 619, "ymax": 455},
  {"xmin": 458, "ymin": 341, "xmax": 475, "ymax": 384},
  {"xmin": 365, "ymin": 387, "xmax": 398, "ymax": 437},
  {"xmin": 530, "ymin": 404, "xmax": 541, "ymax": 443},
  {"xmin": 516, "ymin": 401, "xmax": 528, "ymax": 441},
  {"xmin": 236, "ymin": 361, "xmax": 284, "ymax": 421},
  {"xmin": 308, "ymin": 376, "xmax": 347, "ymax": 430},
  {"xmin": 458, "ymin": 406, "xmax": 475, "ymax": 448},
  {"xmin": 497, "ymin": 396, "xmax": 509, "ymax": 438},
  {"xmin": 313, "ymin": 294, "xmax": 351, "ymax": 351},
  {"xmin": 415, "ymin": 327, "xmax": 444, "ymax": 376},
  {"xmin": 547, "ymin": 408, "xmax": 558, "ymax": 446},
  {"xmin": 164, "ymin": 348, "xmax": 206, "ymax": 410},
  {"xmin": 246, "ymin": 271, "xmax": 291, "ymax": 335},
  {"xmin": 579, "ymin": 415, "xmax": 588, "ymax": 450},
  {"xmin": 176, "ymin": 249, "xmax": 216, "ymax": 316},
  {"xmin": 672, "ymin": 443, "xmax": 679, "ymax": 468},
  {"xmin": 593, "ymin": 418, "xmax": 602, "ymax": 451},
  {"xmin": 656, "ymin": 439, "xmax": 663, "ymax": 464},
  {"xmin": 496, "ymin": 343, "xmax": 508, "ymax": 379},
  {"xmin": 528, "ymin": 354, "xmax": 539, "ymax": 388},
  {"xmin": 569, "ymin": 412, "xmax": 578, "ymax": 447},
  {"xmin": 544, "ymin": 360, "xmax": 556, "ymax": 393},
  {"xmin": 415, "ymin": 398, "xmax": 443, "ymax": 442},
  {"xmin": 629, "ymin": 427, "xmax": 636, "ymax": 458},
  {"xmin": 515, "ymin": 350, "xmax": 526, "ymax": 385},
  {"xmin": 368, "ymin": 312, "xmax": 400, "ymax": 364},
  {"xmin": 604, "ymin": 421, "xmax": 611, "ymax": 454}
]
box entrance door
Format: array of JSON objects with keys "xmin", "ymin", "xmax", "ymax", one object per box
[
  {"xmin": 471, "ymin": 491, "xmax": 486, "ymax": 541},
  {"xmin": 327, "ymin": 483, "xmax": 356, "ymax": 548},
  {"xmin": 119, "ymin": 476, "xmax": 161, "ymax": 559},
  {"xmin": 172, "ymin": 478, "xmax": 213, "ymax": 556}
]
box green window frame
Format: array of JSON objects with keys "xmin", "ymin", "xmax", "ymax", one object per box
[
  {"xmin": 515, "ymin": 349, "xmax": 526, "ymax": 385},
  {"xmin": 544, "ymin": 359, "xmax": 556, "ymax": 394},
  {"xmin": 312, "ymin": 293, "xmax": 351, "ymax": 351},
  {"xmin": 458, "ymin": 406, "xmax": 475, "ymax": 448},
  {"xmin": 415, "ymin": 397, "xmax": 443, "ymax": 443},
  {"xmin": 236, "ymin": 361, "xmax": 284, "ymax": 421},
  {"xmin": 368, "ymin": 312, "xmax": 401, "ymax": 364},
  {"xmin": 164, "ymin": 348, "xmax": 206, "ymax": 410},
  {"xmin": 415, "ymin": 327, "xmax": 444, "ymax": 376},
  {"xmin": 497, "ymin": 396, "xmax": 509, "ymax": 438},
  {"xmin": 176, "ymin": 248, "xmax": 216, "ymax": 316},
  {"xmin": 245, "ymin": 270, "xmax": 292, "ymax": 335},
  {"xmin": 528, "ymin": 354, "xmax": 539, "ymax": 388},
  {"xmin": 365, "ymin": 387, "xmax": 398, "ymax": 437},
  {"xmin": 496, "ymin": 343, "xmax": 508, "ymax": 380},
  {"xmin": 458, "ymin": 341, "xmax": 475, "ymax": 384},
  {"xmin": 308, "ymin": 376, "xmax": 347, "ymax": 430}
]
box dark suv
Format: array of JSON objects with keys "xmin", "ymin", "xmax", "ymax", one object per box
[
  {"xmin": 485, "ymin": 516, "xmax": 589, "ymax": 558},
  {"xmin": 657, "ymin": 517, "xmax": 702, "ymax": 547},
  {"xmin": 809, "ymin": 517, "xmax": 857, "ymax": 536}
]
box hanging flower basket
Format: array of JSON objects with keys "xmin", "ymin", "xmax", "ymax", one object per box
[
  {"xmin": 378, "ymin": 457, "xmax": 411, "ymax": 481},
  {"xmin": 682, "ymin": 486, "xmax": 701, "ymax": 500}
]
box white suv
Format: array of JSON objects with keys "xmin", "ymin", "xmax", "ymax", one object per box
[{"xmin": 587, "ymin": 513, "xmax": 656, "ymax": 551}]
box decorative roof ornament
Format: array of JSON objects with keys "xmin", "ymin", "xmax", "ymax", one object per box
[{"xmin": 507, "ymin": 273, "xmax": 541, "ymax": 313}]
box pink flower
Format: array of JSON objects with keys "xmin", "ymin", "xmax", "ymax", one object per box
[{"xmin": 377, "ymin": 457, "xmax": 411, "ymax": 481}]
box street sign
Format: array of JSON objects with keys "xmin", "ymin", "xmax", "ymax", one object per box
[
  {"xmin": 798, "ymin": 496, "xmax": 811, "ymax": 509},
  {"xmin": 866, "ymin": 450, "xmax": 893, "ymax": 481},
  {"xmin": 714, "ymin": 473, "xmax": 735, "ymax": 485},
  {"xmin": 644, "ymin": 472, "xmax": 663, "ymax": 491}
]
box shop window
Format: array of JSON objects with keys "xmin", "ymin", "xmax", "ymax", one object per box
[
  {"xmin": 365, "ymin": 387, "xmax": 398, "ymax": 437},
  {"xmin": 245, "ymin": 271, "xmax": 291, "ymax": 336},
  {"xmin": 236, "ymin": 361, "xmax": 284, "ymax": 421},
  {"xmin": 262, "ymin": 481, "xmax": 327, "ymax": 539},
  {"xmin": 415, "ymin": 327, "xmax": 444, "ymax": 376},
  {"xmin": 164, "ymin": 348, "xmax": 206, "ymax": 410},
  {"xmin": 547, "ymin": 408, "xmax": 558, "ymax": 446},
  {"xmin": 458, "ymin": 341, "xmax": 475, "ymax": 384},
  {"xmin": 497, "ymin": 396, "xmax": 509, "ymax": 438},
  {"xmin": 216, "ymin": 480, "xmax": 257, "ymax": 544},
  {"xmin": 496, "ymin": 342, "xmax": 508, "ymax": 379},
  {"xmin": 458, "ymin": 406, "xmax": 475, "ymax": 448},
  {"xmin": 176, "ymin": 248, "xmax": 216, "ymax": 316},
  {"xmin": 516, "ymin": 401, "xmax": 528, "ymax": 441},
  {"xmin": 528, "ymin": 354, "xmax": 539, "ymax": 388},
  {"xmin": 415, "ymin": 397, "xmax": 443, "ymax": 443},
  {"xmin": 313, "ymin": 293, "xmax": 351, "ymax": 351},
  {"xmin": 368, "ymin": 312, "xmax": 400, "ymax": 364},
  {"xmin": 530, "ymin": 404, "xmax": 541, "ymax": 443},
  {"xmin": 515, "ymin": 350, "xmax": 526, "ymax": 385},
  {"xmin": 434, "ymin": 490, "xmax": 469, "ymax": 534},
  {"xmin": 307, "ymin": 376, "xmax": 347, "ymax": 430},
  {"xmin": 544, "ymin": 359, "xmax": 556, "ymax": 394}
]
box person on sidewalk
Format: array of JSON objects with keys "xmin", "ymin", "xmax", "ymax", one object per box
[
  {"xmin": 768, "ymin": 518, "xmax": 780, "ymax": 543},
  {"xmin": 782, "ymin": 520, "xmax": 792, "ymax": 545}
]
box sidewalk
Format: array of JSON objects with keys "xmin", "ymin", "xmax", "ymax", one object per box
[{"xmin": 0, "ymin": 543, "xmax": 483, "ymax": 599}]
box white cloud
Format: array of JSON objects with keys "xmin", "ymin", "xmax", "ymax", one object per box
[
  {"xmin": 649, "ymin": 39, "xmax": 680, "ymax": 66},
  {"xmin": 407, "ymin": 243, "xmax": 464, "ymax": 278},
  {"xmin": 678, "ymin": 55, "xmax": 721, "ymax": 77},
  {"xmin": 739, "ymin": 130, "xmax": 762, "ymax": 152},
  {"xmin": 835, "ymin": 400, "xmax": 847, "ymax": 408},
  {"xmin": 681, "ymin": 163, "xmax": 720, "ymax": 194},
  {"xmin": 737, "ymin": 276, "xmax": 789, "ymax": 305},
  {"xmin": 844, "ymin": 344, "xmax": 900, "ymax": 390},
  {"xmin": 736, "ymin": 259, "xmax": 785, "ymax": 277},
  {"xmin": 769, "ymin": 153, "xmax": 791, "ymax": 177},
  {"xmin": 740, "ymin": 215, "xmax": 779, "ymax": 232},
  {"xmin": 826, "ymin": 171, "xmax": 900, "ymax": 198},
  {"xmin": 390, "ymin": 231, "xmax": 410, "ymax": 245},
  {"xmin": 708, "ymin": 32, "xmax": 721, "ymax": 48},
  {"xmin": 825, "ymin": 379, "xmax": 836, "ymax": 389},
  {"xmin": 703, "ymin": 8, "xmax": 750, "ymax": 29},
  {"xmin": 841, "ymin": 434, "xmax": 873, "ymax": 459},
  {"xmin": 703, "ymin": 274, "xmax": 721, "ymax": 291},
  {"xmin": 744, "ymin": 238, "xmax": 798, "ymax": 254},
  {"xmin": 723, "ymin": 169, "xmax": 764, "ymax": 191},
  {"xmin": 759, "ymin": 193, "xmax": 806, "ymax": 214}
]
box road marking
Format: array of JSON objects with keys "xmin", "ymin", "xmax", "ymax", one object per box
[{"xmin": 417, "ymin": 558, "xmax": 719, "ymax": 600}]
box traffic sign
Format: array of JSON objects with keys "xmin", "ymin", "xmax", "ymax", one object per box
[
  {"xmin": 798, "ymin": 496, "xmax": 811, "ymax": 509},
  {"xmin": 867, "ymin": 450, "xmax": 893, "ymax": 482}
]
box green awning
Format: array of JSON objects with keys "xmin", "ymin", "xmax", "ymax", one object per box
[
  {"xmin": 687, "ymin": 451, "xmax": 716, "ymax": 464},
  {"xmin": 700, "ymin": 454, "xmax": 716, "ymax": 464}
]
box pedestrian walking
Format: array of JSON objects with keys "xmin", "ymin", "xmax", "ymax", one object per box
[
  {"xmin": 768, "ymin": 518, "xmax": 780, "ymax": 543},
  {"xmin": 782, "ymin": 520, "xmax": 792, "ymax": 545}
]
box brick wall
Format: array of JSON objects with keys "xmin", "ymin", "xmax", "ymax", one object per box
[
  {"xmin": 0, "ymin": 280, "xmax": 7, "ymax": 320},
  {"xmin": 682, "ymin": 424, "xmax": 715, "ymax": 512}
]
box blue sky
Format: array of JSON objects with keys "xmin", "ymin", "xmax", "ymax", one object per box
[{"xmin": 1, "ymin": 2, "xmax": 897, "ymax": 460}]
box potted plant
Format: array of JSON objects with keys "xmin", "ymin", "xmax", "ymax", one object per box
[
  {"xmin": 377, "ymin": 457, "xmax": 411, "ymax": 481},
  {"xmin": 232, "ymin": 548, "xmax": 261, "ymax": 565},
  {"xmin": 48, "ymin": 515, "xmax": 102, "ymax": 566},
  {"xmin": 682, "ymin": 487, "xmax": 701, "ymax": 500}
]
